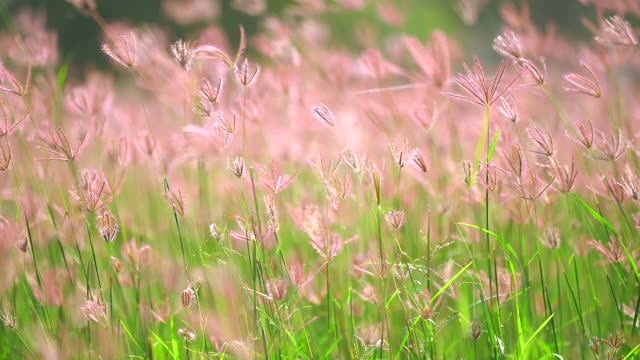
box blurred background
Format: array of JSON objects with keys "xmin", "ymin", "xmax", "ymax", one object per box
[{"xmin": 0, "ymin": 0, "xmax": 594, "ymax": 70}]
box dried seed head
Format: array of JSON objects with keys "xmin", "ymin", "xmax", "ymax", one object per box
[
  {"xmin": 595, "ymin": 16, "xmax": 638, "ymax": 47},
  {"xmin": 110, "ymin": 256, "xmax": 125, "ymax": 273},
  {"xmin": 97, "ymin": 211, "xmax": 119, "ymax": 243},
  {"xmin": 311, "ymin": 104, "xmax": 336, "ymax": 127},
  {"xmin": 503, "ymin": 145, "xmax": 523, "ymax": 178},
  {"xmin": 170, "ymin": 39, "xmax": 196, "ymax": 71},
  {"xmin": 385, "ymin": 210, "xmax": 405, "ymax": 229}
]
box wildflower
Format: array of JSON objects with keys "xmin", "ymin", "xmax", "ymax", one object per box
[
  {"xmin": 181, "ymin": 283, "xmax": 197, "ymax": 308},
  {"xmin": 97, "ymin": 210, "xmax": 119, "ymax": 243},
  {"xmin": 70, "ymin": 170, "xmax": 112, "ymax": 212},
  {"xmin": 493, "ymin": 31, "xmax": 523, "ymax": 61},
  {"xmin": 551, "ymin": 158, "xmax": 578, "ymax": 194},
  {"xmin": 214, "ymin": 112, "xmax": 236, "ymax": 135},
  {"xmin": 564, "ymin": 62, "xmax": 602, "ymax": 97},
  {"xmin": 385, "ymin": 210, "xmax": 405, "ymax": 229},
  {"xmin": 16, "ymin": 237, "xmax": 28, "ymax": 252},
  {"xmin": 266, "ymin": 279, "xmax": 288, "ymax": 302},
  {"xmin": 37, "ymin": 126, "xmax": 88, "ymax": 162},
  {"xmin": 402, "ymin": 31, "xmax": 452, "ymax": 88},
  {"xmin": 164, "ymin": 186, "xmax": 185, "ymax": 216},
  {"xmin": 618, "ymin": 167, "xmax": 639, "ymax": 201},
  {"xmin": 194, "ymin": 45, "xmax": 233, "ymax": 68},
  {"xmin": 592, "ymin": 130, "xmax": 625, "ymax": 162},
  {"xmin": 327, "ymin": 175, "xmax": 352, "ymax": 211},
  {"xmin": 1, "ymin": 311, "xmax": 17, "ymax": 329},
  {"xmin": 502, "ymin": 145, "xmax": 524, "ymax": 178},
  {"xmin": 589, "ymin": 236, "xmax": 624, "ymax": 263},
  {"xmin": 595, "ymin": 16, "xmax": 637, "ymax": 47},
  {"xmin": 571, "ymin": 120, "xmax": 594, "ymax": 149},
  {"xmin": 0, "ymin": 101, "xmax": 29, "ymax": 137},
  {"xmin": 446, "ymin": 58, "xmax": 521, "ymax": 107},
  {"xmin": 368, "ymin": 162, "xmax": 383, "ymax": 205},
  {"xmin": 454, "ymin": 0, "xmax": 488, "ymax": 26},
  {"xmin": 209, "ymin": 223, "xmax": 223, "ymax": 241},
  {"xmin": 0, "ymin": 65, "xmax": 31, "ymax": 96},
  {"xmin": 235, "ymin": 58, "xmax": 260, "ymax": 87},
  {"xmin": 195, "ymin": 78, "xmax": 223, "ymax": 116},
  {"xmin": 498, "ymin": 93, "xmax": 518, "ymax": 122},
  {"xmin": 110, "ymin": 256, "xmax": 125, "ymax": 273},
  {"xmin": 311, "ymin": 104, "xmax": 336, "ymax": 127},
  {"xmin": 341, "ymin": 148, "xmax": 364, "ymax": 174},
  {"xmin": 527, "ymin": 128, "xmax": 554, "ymax": 157},
  {"xmin": 81, "ymin": 293, "xmax": 108, "ymax": 324},
  {"xmin": 227, "ymin": 156, "xmax": 244, "ymax": 178},
  {"xmin": 102, "ymin": 33, "xmax": 137, "ymax": 69},
  {"xmin": 517, "ymin": 57, "xmax": 546, "ymax": 86},
  {"xmin": 66, "ymin": 0, "xmax": 96, "ymax": 14},
  {"xmin": 264, "ymin": 195, "xmax": 279, "ymax": 232},
  {"xmin": 308, "ymin": 154, "xmax": 341, "ymax": 183},
  {"xmin": 170, "ymin": 39, "xmax": 196, "ymax": 71},
  {"xmin": 471, "ymin": 322, "xmax": 481, "ymax": 340},
  {"xmin": 540, "ymin": 228, "xmax": 560, "ymax": 249},
  {"xmin": 178, "ymin": 328, "xmax": 196, "ymax": 342},
  {"xmin": 409, "ymin": 148, "xmax": 428, "ymax": 173},
  {"xmin": 0, "ymin": 137, "xmax": 11, "ymax": 171},
  {"xmin": 255, "ymin": 161, "xmax": 296, "ymax": 194},
  {"xmin": 389, "ymin": 140, "xmax": 409, "ymax": 169}
]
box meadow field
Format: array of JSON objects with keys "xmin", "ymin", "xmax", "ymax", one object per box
[{"xmin": 1, "ymin": 0, "xmax": 640, "ymax": 358}]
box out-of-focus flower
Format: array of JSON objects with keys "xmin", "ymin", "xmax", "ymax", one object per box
[
  {"xmin": 163, "ymin": 0, "xmax": 220, "ymax": 25},
  {"xmin": 102, "ymin": 33, "xmax": 137, "ymax": 69},
  {"xmin": 235, "ymin": 58, "xmax": 260, "ymax": 87},
  {"xmin": 311, "ymin": 104, "xmax": 336, "ymax": 127},
  {"xmin": 170, "ymin": 39, "xmax": 196, "ymax": 71},
  {"xmin": 97, "ymin": 211, "xmax": 119, "ymax": 243},
  {"xmin": 595, "ymin": 15, "xmax": 637, "ymax": 47},
  {"xmin": 70, "ymin": 170, "xmax": 112, "ymax": 212},
  {"xmin": 564, "ymin": 62, "xmax": 602, "ymax": 97}
]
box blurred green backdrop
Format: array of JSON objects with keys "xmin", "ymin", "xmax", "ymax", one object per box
[{"xmin": 0, "ymin": 0, "xmax": 592, "ymax": 70}]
